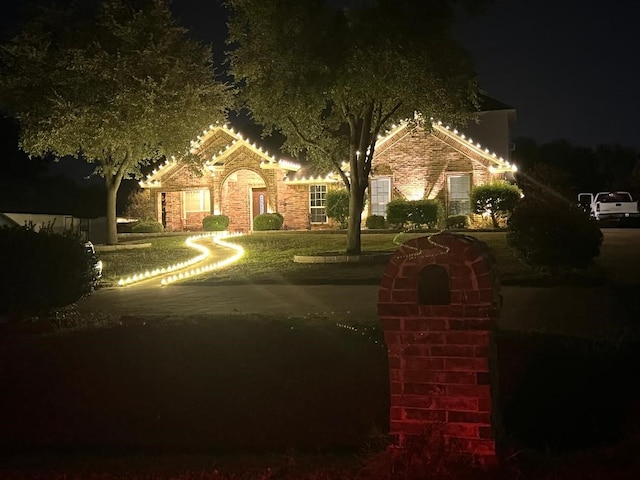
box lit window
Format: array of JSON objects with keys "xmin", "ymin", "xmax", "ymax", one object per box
[
  {"xmin": 448, "ymin": 175, "xmax": 471, "ymax": 215},
  {"xmin": 309, "ymin": 185, "xmax": 327, "ymax": 223},
  {"xmin": 183, "ymin": 189, "xmax": 211, "ymax": 214},
  {"xmin": 370, "ymin": 177, "xmax": 391, "ymax": 217}
]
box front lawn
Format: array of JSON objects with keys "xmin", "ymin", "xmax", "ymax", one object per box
[{"xmin": 99, "ymin": 231, "xmax": 602, "ymax": 287}]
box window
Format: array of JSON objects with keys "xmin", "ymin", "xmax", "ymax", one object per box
[
  {"xmin": 370, "ymin": 177, "xmax": 391, "ymax": 217},
  {"xmin": 309, "ymin": 185, "xmax": 327, "ymax": 223},
  {"xmin": 183, "ymin": 189, "xmax": 211, "ymax": 214},
  {"xmin": 448, "ymin": 175, "xmax": 471, "ymax": 215}
]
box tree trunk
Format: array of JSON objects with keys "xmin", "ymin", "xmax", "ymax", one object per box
[
  {"xmin": 105, "ymin": 176, "xmax": 122, "ymax": 245},
  {"xmin": 346, "ymin": 186, "xmax": 365, "ymax": 254},
  {"xmin": 491, "ymin": 213, "xmax": 499, "ymax": 229}
]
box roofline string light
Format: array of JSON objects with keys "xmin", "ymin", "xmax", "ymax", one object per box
[
  {"xmin": 433, "ymin": 122, "xmax": 517, "ymax": 173},
  {"xmin": 116, "ymin": 232, "xmax": 243, "ymax": 287},
  {"xmin": 141, "ymin": 122, "xmax": 301, "ymax": 187}
]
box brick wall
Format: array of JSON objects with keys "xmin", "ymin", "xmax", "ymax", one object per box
[
  {"xmin": 279, "ymin": 184, "xmax": 310, "ymax": 230},
  {"xmin": 372, "ymin": 126, "xmax": 495, "ymax": 215},
  {"xmin": 164, "ymin": 191, "xmax": 184, "ymax": 231},
  {"xmin": 278, "ymin": 182, "xmax": 338, "ymax": 230},
  {"xmin": 378, "ymin": 232, "xmax": 501, "ymax": 464},
  {"xmin": 221, "ymin": 169, "xmax": 265, "ymax": 232}
]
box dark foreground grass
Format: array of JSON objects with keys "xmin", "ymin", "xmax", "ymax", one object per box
[
  {"xmin": 2, "ymin": 314, "xmax": 640, "ymax": 479},
  {"xmin": 0, "ymin": 314, "xmax": 389, "ymax": 454}
]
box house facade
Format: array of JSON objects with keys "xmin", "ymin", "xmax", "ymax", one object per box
[{"xmin": 141, "ymin": 101, "xmax": 517, "ymax": 232}]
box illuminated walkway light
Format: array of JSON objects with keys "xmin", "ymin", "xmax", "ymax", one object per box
[{"xmin": 117, "ymin": 231, "xmax": 244, "ymax": 287}]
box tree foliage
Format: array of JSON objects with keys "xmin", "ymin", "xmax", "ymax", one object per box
[
  {"xmin": 123, "ymin": 189, "xmax": 155, "ymax": 220},
  {"xmin": 326, "ymin": 188, "xmax": 350, "ymax": 229},
  {"xmin": 0, "ymin": 0, "xmax": 232, "ymax": 244},
  {"xmin": 226, "ymin": 0, "xmax": 487, "ymax": 253},
  {"xmin": 513, "ymin": 137, "xmax": 640, "ymax": 200}
]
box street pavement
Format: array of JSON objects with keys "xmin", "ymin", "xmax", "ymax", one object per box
[{"xmin": 76, "ymin": 229, "xmax": 640, "ymax": 339}]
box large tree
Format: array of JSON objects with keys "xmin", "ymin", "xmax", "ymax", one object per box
[
  {"xmin": 0, "ymin": 0, "xmax": 231, "ymax": 244},
  {"xmin": 227, "ymin": 0, "xmax": 488, "ymax": 253}
]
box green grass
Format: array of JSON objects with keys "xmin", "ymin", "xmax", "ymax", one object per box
[
  {"xmin": 98, "ymin": 236, "xmax": 200, "ymax": 286},
  {"xmin": 99, "ymin": 231, "xmax": 603, "ymax": 287}
]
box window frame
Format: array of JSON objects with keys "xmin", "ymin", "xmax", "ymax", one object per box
[
  {"xmin": 183, "ymin": 189, "xmax": 211, "ymax": 217},
  {"xmin": 447, "ymin": 174, "xmax": 472, "ymax": 216},
  {"xmin": 369, "ymin": 176, "xmax": 392, "ymax": 218},
  {"xmin": 309, "ymin": 184, "xmax": 328, "ymax": 224}
]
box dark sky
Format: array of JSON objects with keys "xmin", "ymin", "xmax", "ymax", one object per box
[{"xmin": 1, "ymin": 0, "xmax": 639, "ymax": 151}]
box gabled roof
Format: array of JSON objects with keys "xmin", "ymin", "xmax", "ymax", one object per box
[
  {"xmin": 140, "ymin": 124, "xmax": 301, "ymax": 188},
  {"xmin": 283, "ymin": 119, "xmax": 517, "ymax": 184},
  {"xmin": 140, "ymin": 114, "xmax": 517, "ymax": 188}
]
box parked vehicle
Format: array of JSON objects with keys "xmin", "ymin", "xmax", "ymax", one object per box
[{"xmin": 578, "ymin": 191, "xmax": 640, "ymax": 222}]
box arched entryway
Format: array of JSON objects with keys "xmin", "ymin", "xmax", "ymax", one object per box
[{"xmin": 221, "ymin": 169, "xmax": 268, "ymax": 232}]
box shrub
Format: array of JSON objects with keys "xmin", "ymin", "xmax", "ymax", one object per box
[
  {"xmin": 123, "ymin": 188, "xmax": 155, "ymax": 220},
  {"xmin": 202, "ymin": 215, "xmax": 229, "ymax": 231},
  {"xmin": 507, "ymin": 197, "xmax": 603, "ymax": 275},
  {"xmin": 408, "ymin": 199, "xmax": 443, "ymax": 229},
  {"xmin": 387, "ymin": 199, "xmax": 444, "ymax": 229},
  {"xmin": 131, "ymin": 220, "xmax": 164, "ymax": 233},
  {"xmin": 470, "ymin": 181, "xmax": 522, "ymax": 228},
  {"xmin": 0, "ymin": 226, "xmax": 94, "ymax": 315},
  {"xmin": 386, "ymin": 199, "xmax": 411, "ymax": 228},
  {"xmin": 253, "ymin": 213, "xmax": 283, "ymax": 231},
  {"xmin": 446, "ymin": 214, "xmax": 469, "ymax": 229},
  {"xmin": 326, "ymin": 188, "xmax": 350, "ymax": 229},
  {"xmin": 366, "ymin": 214, "xmax": 387, "ymax": 229}
]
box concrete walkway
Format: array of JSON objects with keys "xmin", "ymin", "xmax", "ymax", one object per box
[{"xmin": 76, "ymin": 283, "xmax": 636, "ymax": 340}]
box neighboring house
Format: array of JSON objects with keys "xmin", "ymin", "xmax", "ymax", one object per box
[{"xmin": 141, "ymin": 98, "xmax": 517, "ymax": 232}]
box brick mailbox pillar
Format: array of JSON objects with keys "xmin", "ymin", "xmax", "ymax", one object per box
[{"xmin": 378, "ymin": 233, "xmax": 501, "ymax": 464}]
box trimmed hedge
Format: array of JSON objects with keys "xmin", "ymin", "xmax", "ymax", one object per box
[
  {"xmin": 0, "ymin": 226, "xmax": 94, "ymax": 315},
  {"xmin": 386, "ymin": 200, "xmax": 412, "ymax": 228},
  {"xmin": 132, "ymin": 220, "xmax": 164, "ymax": 233},
  {"xmin": 253, "ymin": 213, "xmax": 284, "ymax": 231},
  {"xmin": 203, "ymin": 215, "xmax": 229, "ymax": 231},
  {"xmin": 386, "ymin": 199, "xmax": 443, "ymax": 229},
  {"xmin": 365, "ymin": 214, "xmax": 387, "ymax": 229},
  {"xmin": 446, "ymin": 214, "xmax": 470, "ymax": 229}
]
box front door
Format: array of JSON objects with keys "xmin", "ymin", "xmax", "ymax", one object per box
[{"xmin": 252, "ymin": 188, "xmax": 267, "ymax": 228}]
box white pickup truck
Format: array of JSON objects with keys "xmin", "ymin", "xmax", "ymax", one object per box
[{"xmin": 578, "ymin": 191, "xmax": 640, "ymax": 222}]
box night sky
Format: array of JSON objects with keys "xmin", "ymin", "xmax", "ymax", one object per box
[{"xmin": 1, "ymin": 0, "xmax": 639, "ymax": 151}]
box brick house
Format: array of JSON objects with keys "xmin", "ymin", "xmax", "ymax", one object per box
[{"xmin": 141, "ymin": 99, "xmax": 516, "ymax": 232}]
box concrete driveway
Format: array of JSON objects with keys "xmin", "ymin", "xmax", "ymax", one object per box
[{"xmin": 76, "ymin": 229, "xmax": 640, "ymax": 338}]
